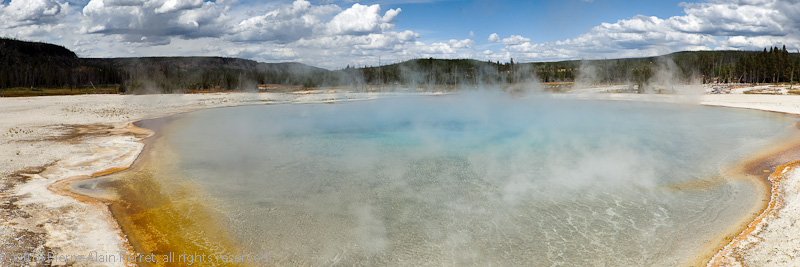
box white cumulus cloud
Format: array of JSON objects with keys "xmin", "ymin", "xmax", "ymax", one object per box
[
  {"xmin": 0, "ymin": 0, "xmax": 69, "ymax": 27},
  {"xmin": 230, "ymin": 0, "xmax": 339, "ymax": 43},
  {"xmin": 327, "ymin": 3, "xmax": 400, "ymax": 35},
  {"xmin": 81, "ymin": 0, "xmax": 230, "ymax": 44},
  {"xmin": 5, "ymin": 0, "xmax": 800, "ymax": 69},
  {"xmin": 154, "ymin": 0, "xmax": 204, "ymax": 14},
  {"xmin": 492, "ymin": 0, "xmax": 800, "ymax": 62},
  {"xmin": 488, "ymin": 33, "xmax": 499, "ymax": 42}
]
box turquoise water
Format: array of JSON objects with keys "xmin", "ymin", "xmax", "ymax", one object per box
[{"xmin": 158, "ymin": 93, "xmax": 794, "ymax": 266}]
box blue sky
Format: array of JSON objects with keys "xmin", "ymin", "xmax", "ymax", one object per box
[
  {"xmin": 1, "ymin": 0, "xmax": 798, "ymax": 68},
  {"xmin": 389, "ymin": 0, "xmax": 686, "ymax": 43}
]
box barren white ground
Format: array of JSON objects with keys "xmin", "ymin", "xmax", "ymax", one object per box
[{"xmin": 1, "ymin": 90, "xmax": 799, "ymax": 266}]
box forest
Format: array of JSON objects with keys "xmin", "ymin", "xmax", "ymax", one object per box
[
  {"xmin": 1, "ymin": 37, "xmax": 799, "ymax": 95},
  {"xmin": 352, "ymin": 47, "xmax": 799, "ymax": 86},
  {"xmin": 0, "ymin": 38, "xmax": 329, "ymax": 94}
]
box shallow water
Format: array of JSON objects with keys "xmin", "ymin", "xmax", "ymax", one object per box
[{"xmin": 143, "ymin": 93, "xmax": 795, "ymax": 266}]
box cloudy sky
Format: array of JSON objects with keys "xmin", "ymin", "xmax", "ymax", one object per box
[{"xmin": 1, "ymin": 0, "xmax": 798, "ymax": 69}]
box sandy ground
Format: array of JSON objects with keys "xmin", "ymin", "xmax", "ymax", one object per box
[{"xmin": 1, "ymin": 89, "xmax": 800, "ymax": 266}]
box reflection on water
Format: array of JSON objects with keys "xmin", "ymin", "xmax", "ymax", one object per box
[{"xmin": 141, "ymin": 93, "xmax": 794, "ymax": 266}]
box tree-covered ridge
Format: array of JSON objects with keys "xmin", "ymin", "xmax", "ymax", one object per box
[
  {"xmin": 1, "ymin": 37, "xmax": 86, "ymax": 89},
  {"xmin": 0, "ymin": 38, "xmax": 76, "ymax": 58},
  {"xmin": 2, "ymin": 37, "xmax": 799, "ymax": 95},
  {"xmin": 0, "ymin": 38, "xmax": 330, "ymax": 93},
  {"xmin": 353, "ymin": 49, "xmax": 800, "ymax": 87}
]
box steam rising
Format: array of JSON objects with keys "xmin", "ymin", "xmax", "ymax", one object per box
[
  {"xmin": 571, "ymin": 57, "xmax": 704, "ymax": 96},
  {"xmin": 156, "ymin": 92, "xmax": 793, "ymax": 266}
]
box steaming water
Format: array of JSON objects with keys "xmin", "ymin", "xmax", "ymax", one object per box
[{"xmin": 152, "ymin": 93, "xmax": 794, "ymax": 266}]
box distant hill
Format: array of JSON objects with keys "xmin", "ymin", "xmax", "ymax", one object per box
[
  {"xmin": 0, "ymin": 38, "xmax": 331, "ymax": 94},
  {"xmin": 258, "ymin": 62, "xmax": 328, "ymax": 73},
  {"xmin": 0, "ymin": 38, "xmax": 77, "ymax": 58},
  {"xmin": 355, "ymin": 49, "xmax": 798, "ymax": 87},
  {"xmin": 2, "ymin": 37, "xmax": 799, "ymax": 95},
  {"xmin": 0, "ymin": 38, "xmax": 85, "ymax": 90}
]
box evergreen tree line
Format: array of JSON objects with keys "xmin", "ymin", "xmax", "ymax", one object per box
[
  {"xmin": 352, "ymin": 49, "xmax": 798, "ymax": 87},
  {"xmin": 0, "ymin": 38, "xmax": 121, "ymax": 89},
  {"xmin": 0, "ymin": 38, "xmax": 332, "ymax": 93},
  {"xmin": 730, "ymin": 46, "xmax": 798, "ymax": 83},
  {"xmin": 3, "ymin": 37, "xmax": 800, "ymax": 94}
]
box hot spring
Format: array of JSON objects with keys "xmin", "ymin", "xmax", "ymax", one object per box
[{"xmin": 103, "ymin": 93, "xmax": 798, "ymax": 266}]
